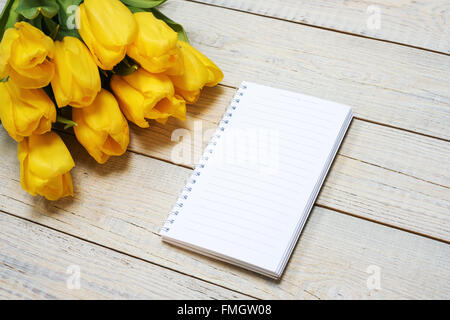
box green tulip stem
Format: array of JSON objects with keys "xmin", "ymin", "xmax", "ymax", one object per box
[{"xmin": 56, "ymin": 115, "xmax": 77, "ymax": 130}]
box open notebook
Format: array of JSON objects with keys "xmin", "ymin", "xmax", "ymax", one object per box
[{"xmin": 160, "ymin": 82, "xmax": 353, "ymax": 279}]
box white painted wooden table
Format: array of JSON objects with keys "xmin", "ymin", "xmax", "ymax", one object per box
[{"xmin": 0, "ymin": 0, "xmax": 449, "ymax": 299}]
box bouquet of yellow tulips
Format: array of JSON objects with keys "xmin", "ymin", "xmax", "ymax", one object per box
[{"xmin": 0, "ymin": 0, "xmax": 223, "ymax": 201}]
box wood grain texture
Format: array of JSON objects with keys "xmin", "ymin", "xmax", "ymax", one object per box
[
  {"xmin": 192, "ymin": 0, "xmax": 450, "ymax": 54},
  {"xmin": 0, "ymin": 132, "xmax": 448, "ymax": 299},
  {"xmin": 160, "ymin": 0, "xmax": 450, "ymax": 140},
  {"xmin": 1, "ymin": 0, "xmax": 449, "ymax": 300},
  {"xmin": 123, "ymin": 86, "xmax": 450, "ymax": 241},
  {"xmin": 131, "ymin": 86, "xmax": 450, "ymax": 188},
  {"xmin": 0, "ymin": 212, "xmax": 250, "ymax": 300}
]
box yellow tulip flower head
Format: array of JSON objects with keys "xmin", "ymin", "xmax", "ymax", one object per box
[
  {"xmin": 77, "ymin": 0, "xmax": 137, "ymax": 70},
  {"xmin": 110, "ymin": 68, "xmax": 186, "ymax": 128},
  {"xmin": 127, "ymin": 12, "xmax": 182, "ymax": 74},
  {"xmin": 51, "ymin": 37, "xmax": 101, "ymax": 108},
  {"xmin": 18, "ymin": 131, "xmax": 75, "ymax": 201},
  {"xmin": 170, "ymin": 41, "xmax": 224, "ymax": 104},
  {"xmin": 0, "ymin": 22, "xmax": 55, "ymax": 88},
  {"xmin": 73, "ymin": 89, "xmax": 130, "ymax": 164},
  {"xmin": 0, "ymin": 80, "xmax": 56, "ymax": 142}
]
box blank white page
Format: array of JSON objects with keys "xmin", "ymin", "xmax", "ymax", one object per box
[{"xmin": 161, "ymin": 81, "xmax": 353, "ymax": 278}]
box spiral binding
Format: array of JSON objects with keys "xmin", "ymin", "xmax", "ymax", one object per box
[{"xmin": 160, "ymin": 84, "xmax": 248, "ymax": 234}]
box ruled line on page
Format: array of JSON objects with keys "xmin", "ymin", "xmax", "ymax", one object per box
[{"xmin": 162, "ymin": 81, "xmax": 352, "ymax": 276}]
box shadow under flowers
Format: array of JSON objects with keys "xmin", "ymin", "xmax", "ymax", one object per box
[
  {"xmin": 31, "ymin": 84, "xmax": 229, "ymax": 215},
  {"xmin": 32, "ymin": 130, "xmax": 132, "ymax": 216},
  {"xmin": 130, "ymin": 85, "xmax": 232, "ymax": 167}
]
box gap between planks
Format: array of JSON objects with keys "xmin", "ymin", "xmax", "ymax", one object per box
[
  {"xmin": 162, "ymin": 0, "xmax": 450, "ymax": 141},
  {"xmin": 105, "ymin": 136, "xmax": 450, "ymax": 245},
  {"xmin": 186, "ymin": 0, "xmax": 450, "ymax": 56},
  {"xmin": 0, "ymin": 208, "xmax": 259, "ymax": 300},
  {"xmin": 123, "ymin": 147, "xmax": 450, "ymax": 245},
  {"xmin": 1, "ymin": 131, "xmax": 448, "ymax": 299},
  {"xmin": 217, "ymin": 83, "xmax": 450, "ymax": 145},
  {"xmin": 350, "ymin": 117, "xmax": 450, "ymax": 144},
  {"xmin": 46, "ymin": 84, "xmax": 450, "ymax": 242},
  {"xmin": 55, "ymin": 129, "xmax": 450, "ymax": 246},
  {"xmin": 316, "ymin": 203, "xmax": 449, "ymax": 245}
]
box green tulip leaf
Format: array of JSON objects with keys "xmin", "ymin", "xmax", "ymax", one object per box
[
  {"xmin": 43, "ymin": 17, "xmax": 59, "ymax": 39},
  {"xmin": 56, "ymin": 115, "xmax": 77, "ymax": 130},
  {"xmin": 151, "ymin": 8, "xmax": 189, "ymax": 43},
  {"xmin": 28, "ymin": 14, "xmax": 43, "ymax": 29},
  {"xmin": 121, "ymin": 0, "xmax": 167, "ymax": 9},
  {"xmin": 0, "ymin": 0, "xmax": 21, "ymax": 38},
  {"xmin": 15, "ymin": 0, "xmax": 59, "ymax": 20},
  {"xmin": 55, "ymin": 0, "xmax": 81, "ymax": 30},
  {"xmin": 127, "ymin": 6, "xmax": 189, "ymax": 43},
  {"xmin": 113, "ymin": 57, "xmax": 140, "ymax": 76},
  {"xmin": 55, "ymin": 0, "xmax": 82, "ymax": 40},
  {"xmin": 55, "ymin": 27, "xmax": 80, "ymax": 40}
]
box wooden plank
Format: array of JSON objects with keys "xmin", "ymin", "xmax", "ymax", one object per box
[
  {"xmin": 0, "ymin": 132, "xmax": 448, "ymax": 299},
  {"xmin": 161, "ymin": 0, "xmax": 450, "ymax": 140},
  {"xmin": 338, "ymin": 119, "xmax": 450, "ymax": 188},
  {"xmin": 131, "ymin": 86, "xmax": 450, "ymax": 188},
  {"xmin": 192, "ymin": 0, "xmax": 450, "ymax": 54},
  {"xmin": 1, "ymin": 1, "xmax": 449, "ymax": 139},
  {"xmin": 318, "ymin": 155, "xmax": 449, "ymax": 241},
  {"xmin": 124, "ymin": 86, "xmax": 450, "ymax": 241},
  {"xmin": 0, "ymin": 212, "xmax": 250, "ymax": 299}
]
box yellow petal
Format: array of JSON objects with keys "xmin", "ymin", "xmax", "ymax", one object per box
[
  {"xmin": 8, "ymin": 59, "xmax": 55, "ymax": 89},
  {"xmin": 174, "ymin": 87, "xmax": 201, "ymax": 104},
  {"xmin": 187, "ymin": 42, "xmax": 224, "ymax": 86},
  {"xmin": 124, "ymin": 68, "xmax": 174, "ymax": 99},
  {"xmin": 18, "ymin": 132, "xmax": 75, "ymax": 200},
  {"xmin": 9, "ymin": 22, "xmax": 54, "ymax": 69},
  {"xmin": 111, "ymin": 74, "xmax": 148, "ymax": 128},
  {"xmin": 0, "ymin": 82, "xmax": 21, "ymax": 141},
  {"xmin": 51, "ymin": 37, "xmax": 101, "ymax": 107},
  {"xmin": 169, "ymin": 41, "xmax": 223, "ymax": 102},
  {"xmin": 0, "ymin": 28, "xmax": 19, "ymax": 78},
  {"xmin": 51, "ymin": 40, "xmax": 72, "ymax": 107},
  {"xmin": 164, "ymin": 47, "xmax": 185, "ymax": 76},
  {"xmin": 0, "ymin": 81, "xmax": 55, "ymax": 141},
  {"xmin": 10, "ymin": 82, "xmax": 55, "ymax": 135},
  {"xmin": 111, "ymin": 69, "xmax": 174, "ymax": 127},
  {"xmin": 34, "ymin": 116, "xmax": 54, "ymax": 136},
  {"xmin": 28, "ymin": 132, "xmax": 75, "ymax": 179},
  {"xmin": 77, "ymin": 1, "xmax": 136, "ymax": 70},
  {"xmin": 73, "ymin": 112, "xmax": 109, "ymax": 163},
  {"xmin": 73, "ymin": 89, "xmax": 129, "ymax": 164},
  {"xmin": 111, "ymin": 69, "xmax": 185, "ymax": 127},
  {"xmin": 63, "ymin": 37, "xmax": 100, "ymax": 93},
  {"xmin": 18, "ymin": 137, "xmax": 36, "ymax": 195},
  {"xmin": 147, "ymin": 95, "xmax": 186, "ymax": 122},
  {"xmin": 127, "ymin": 12, "xmax": 179, "ymax": 73},
  {"xmin": 82, "ymin": 0, "xmax": 136, "ymax": 47},
  {"xmin": 0, "ymin": 22, "xmax": 55, "ymax": 87},
  {"xmin": 170, "ymin": 41, "xmax": 210, "ymax": 92}
]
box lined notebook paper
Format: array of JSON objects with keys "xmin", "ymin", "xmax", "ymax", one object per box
[{"xmin": 160, "ymin": 82, "xmax": 353, "ymax": 279}]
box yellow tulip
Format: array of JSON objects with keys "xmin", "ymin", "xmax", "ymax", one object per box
[
  {"xmin": 77, "ymin": 0, "xmax": 137, "ymax": 70},
  {"xmin": 0, "ymin": 22, "xmax": 55, "ymax": 88},
  {"xmin": 127, "ymin": 12, "xmax": 182, "ymax": 74},
  {"xmin": 110, "ymin": 68, "xmax": 186, "ymax": 128},
  {"xmin": 18, "ymin": 131, "xmax": 75, "ymax": 201},
  {"xmin": 169, "ymin": 41, "xmax": 223, "ymax": 104},
  {"xmin": 73, "ymin": 89, "xmax": 129, "ymax": 164},
  {"xmin": 51, "ymin": 37, "xmax": 101, "ymax": 108},
  {"xmin": 0, "ymin": 80, "xmax": 56, "ymax": 142}
]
